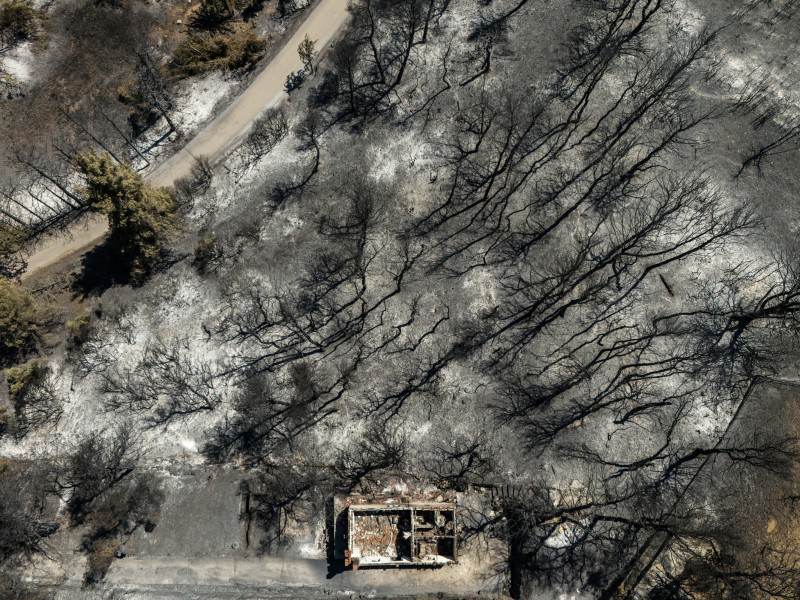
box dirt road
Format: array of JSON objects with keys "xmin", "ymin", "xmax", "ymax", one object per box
[
  {"xmin": 39, "ymin": 553, "xmax": 507, "ymax": 599},
  {"xmin": 20, "ymin": 0, "xmax": 351, "ymax": 280}
]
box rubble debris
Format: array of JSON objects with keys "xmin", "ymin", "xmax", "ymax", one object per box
[{"xmin": 334, "ymin": 495, "xmax": 458, "ymax": 569}]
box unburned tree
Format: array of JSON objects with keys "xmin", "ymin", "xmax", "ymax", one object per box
[
  {"xmin": 0, "ymin": 277, "xmax": 40, "ymax": 365},
  {"xmin": 0, "ymin": 225, "xmax": 25, "ymax": 280},
  {"xmin": 298, "ymin": 34, "xmax": 316, "ymax": 74},
  {"xmin": 73, "ymin": 152, "xmax": 178, "ymax": 282},
  {"xmin": 0, "ymin": 0, "xmax": 40, "ymax": 53}
]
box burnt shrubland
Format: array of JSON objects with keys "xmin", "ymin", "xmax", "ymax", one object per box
[
  {"xmin": 192, "ymin": 0, "xmax": 800, "ymax": 594},
  {"xmin": 5, "ymin": 0, "xmax": 800, "ymax": 598}
]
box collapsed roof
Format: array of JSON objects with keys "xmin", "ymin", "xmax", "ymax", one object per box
[{"xmin": 339, "ymin": 500, "xmax": 458, "ymax": 569}]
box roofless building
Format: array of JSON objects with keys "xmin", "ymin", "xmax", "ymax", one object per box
[{"xmin": 334, "ymin": 497, "xmax": 458, "ymax": 569}]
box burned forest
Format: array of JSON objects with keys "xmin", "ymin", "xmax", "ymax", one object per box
[{"xmin": 3, "ymin": 0, "xmax": 800, "ymax": 598}]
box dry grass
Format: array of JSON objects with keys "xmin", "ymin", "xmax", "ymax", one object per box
[
  {"xmin": 168, "ymin": 23, "xmax": 267, "ymax": 78},
  {"xmin": 84, "ymin": 536, "xmax": 119, "ymax": 585}
]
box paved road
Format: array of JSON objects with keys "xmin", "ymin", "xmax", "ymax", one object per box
[{"xmin": 20, "ymin": 0, "xmax": 351, "ymax": 280}]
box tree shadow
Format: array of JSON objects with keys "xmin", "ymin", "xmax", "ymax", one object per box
[
  {"xmin": 326, "ymin": 496, "xmax": 348, "ymax": 579},
  {"xmin": 71, "ymin": 242, "xmax": 187, "ymax": 299},
  {"xmin": 71, "ymin": 240, "xmax": 132, "ymax": 299}
]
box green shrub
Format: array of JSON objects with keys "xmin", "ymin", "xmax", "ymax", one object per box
[
  {"xmin": 169, "ymin": 27, "xmax": 266, "ymax": 77},
  {"xmin": 5, "ymin": 358, "xmax": 45, "ymax": 403},
  {"xmin": 0, "ymin": 406, "xmax": 11, "ymax": 436},
  {"xmin": 0, "ymin": 225, "xmax": 23, "ymax": 256},
  {"xmin": 0, "ymin": 225, "xmax": 25, "ymax": 280},
  {"xmin": 65, "ymin": 313, "xmax": 91, "ymax": 346},
  {"xmin": 0, "ymin": 278, "xmax": 40, "ymax": 364},
  {"xmin": 0, "ymin": 0, "xmax": 39, "ymax": 46},
  {"xmin": 117, "ymin": 79, "xmax": 143, "ymax": 105}
]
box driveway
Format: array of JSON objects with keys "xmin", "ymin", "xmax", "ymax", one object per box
[{"xmin": 21, "ymin": 0, "xmax": 351, "ymax": 280}]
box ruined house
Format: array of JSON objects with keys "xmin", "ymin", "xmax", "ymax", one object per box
[{"xmin": 334, "ymin": 497, "xmax": 458, "ymax": 569}]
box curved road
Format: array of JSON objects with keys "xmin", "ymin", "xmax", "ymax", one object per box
[{"xmin": 21, "ymin": 0, "xmax": 350, "ymax": 280}]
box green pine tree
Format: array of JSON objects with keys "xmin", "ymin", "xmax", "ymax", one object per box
[
  {"xmin": 0, "ymin": 277, "xmax": 39, "ymax": 364},
  {"xmin": 297, "ymin": 34, "xmax": 316, "ymax": 74},
  {"xmin": 0, "ymin": 225, "xmax": 25, "ymax": 279},
  {"xmin": 74, "ymin": 152, "xmax": 177, "ymax": 282}
]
